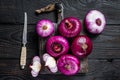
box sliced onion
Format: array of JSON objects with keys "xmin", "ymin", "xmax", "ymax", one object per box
[
  {"xmin": 71, "ymin": 35, "xmax": 92, "ymax": 58},
  {"xmin": 33, "ymin": 56, "xmax": 40, "ymax": 62},
  {"xmin": 46, "ymin": 36, "xmax": 69, "ymax": 58},
  {"xmin": 29, "ymin": 56, "xmax": 41, "ymax": 77},
  {"xmin": 58, "ymin": 17, "xmax": 82, "ymax": 38},
  {"xmin": 43, "ymin": 53, "xmax": 51, "ymax": 62},
  {"xmin": 36, "ymin": 19, "xmax": 54, "ymax": 37},
  {"xmin": 84, "ymin": 10, "xmax": 106, "ymax": 34},
  {"xmin": 43, "ymin": 53, "xmax": 58, "ymax": 73},
  {"xmin": 45, "ymin": 57, "xmax": 56, "ymax": 67},
  {"xmin": 31, "ymin": 70, "xmax": 40, "ymax": 77},
  {"xmin": 49, "ymin": 66, "xmax": 58, "ymax": 73}
]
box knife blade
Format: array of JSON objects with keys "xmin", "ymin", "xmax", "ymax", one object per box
[
  {"xmin": 20, "ymin": 12, "xmax": 27, "ymax": 69},
  {"xmin": 22, "ymin": 12, "xmax": 27, "ymax": 46}
]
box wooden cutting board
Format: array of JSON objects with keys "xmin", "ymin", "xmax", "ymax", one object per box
[{"xmin": 38, "ymin": 21, "xmax": 88, "ymax": 74}]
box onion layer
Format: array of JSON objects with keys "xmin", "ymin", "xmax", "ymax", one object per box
[
  {"xmin": 57, "ymin": 54, "xmax": 80, "ymax": 75},
  {"xmin": 46, "ymin": 36, "xmax": 69, "ymax": 58},
  {"xmin": 84, "ymin": 10, "xmax": 106, "ymax": 34},
  {"xmin": 58, "ymin": 17, "xmax": 82, "ymax": 38},
  {"xmin": 71, "ymin": 35, "xmax": 92, "ymax": 58},
  {"xmin": 36, "ymin": 19, "xmax": 54, "ymax": 37}
]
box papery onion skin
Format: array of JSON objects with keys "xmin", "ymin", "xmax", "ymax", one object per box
[
  {"xmin": 71, "ymin": 35, "xmax": 92, "ymax": 58},
  {"xmin": 57, "ymin": 54, "xmax": 80, "ymax": 76},
  {"xmin": 46, "ymin": 36, "xmax": 69, "ymax": 58},
  {"xmin": 58, "ymin": 17, "xmax": 82, "ymax": 38},
  {"xmin": 36, "ymin": 19, "xmax": 54, "ymax": 37},
  {"xmin": 84, "ymin": 10, "xmax": 106, "ymax": 34}
]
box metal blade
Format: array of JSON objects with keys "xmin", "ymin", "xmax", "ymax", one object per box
[{"xmin": 22, "ymin": 12, "xmax": 27, "ymax": 46}]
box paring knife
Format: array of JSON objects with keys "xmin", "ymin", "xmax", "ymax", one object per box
[{"xmin": 20, "ymin": 12, "xmax": 27, "ymax": 69}]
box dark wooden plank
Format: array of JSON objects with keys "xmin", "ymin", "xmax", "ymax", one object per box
[
  {"xmin": 0, "ymin": 0, "xmax": 23, "ymax": 24},
  {"xmin": 0, "ymin": 24, "xmax": 39, "ymax": 59},
  {"xmin": 17, "ymin": 0, "xmax": 120, "ymax": 24},
  {"xmin": 0, "ymin": 75, "xmax": 120, "ymax": 80},
  {"xmin": 0, "ymin": 25, "xmax": 120, "ymax": 59},
  {"xmin": 62, "ymin": 0, "xmax": 120, "ymax": 25},
  {"xmin": 0, "ymin": 0, "xmax": 120, "ymax": 80},
  {"xmin": 0, "ymin": 0, "xmax": 120, "ymax": 24},
  {"xmin": 0, "ymin": 59, "xmax": 120, "ymax": 80},
  {"xmin": 88, "ymin": 25, "xmax": 120, "ymax": 59}
]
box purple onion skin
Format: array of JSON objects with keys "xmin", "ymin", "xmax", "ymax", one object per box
[
  {"xmin": 46, "ymin": 36, "xmax": 69, "ymax": 58},
  {"xmin": 71, "ymin": 35, "xmax": 92, "ymax": 58},
  {"xmin": 58, "ymin": 17, "xmax": 82, "ymax": 38},
  {"xmin": 84, "ymin": 10, "xmax": 106, "ymax": 34},
  {"xmin": 57, "ymin": 54, "xmax": 80, "ymax": 76},
  {"xmin": 36, "ymin": 19, "xmax": 54, "ymax": 37}
]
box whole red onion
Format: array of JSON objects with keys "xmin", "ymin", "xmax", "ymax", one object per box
[
  {"xmin": 36, "ymin": 19, "xmax": 54, "ymax": 37},
  {"xmin": 58, "ymin": 17, "xmax": 82, "ymax": 38},
  {"xmin": 46, "ymin": 36, "xmax": 69, "ymax": 58},
  {"xmin": 84, "ymin": 10, "xmax": 106, "ymax": 34},
  {"xmin": 71, "ymin": 35, "xmax": 92, "ymax": 58},
  {"xmin": 57, "ymin": 54, "xmax": 80, "ymax": 76}
]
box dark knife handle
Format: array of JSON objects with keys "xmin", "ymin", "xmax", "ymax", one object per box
[{"xmin": 55, "ymin": 2, "xmax": 64, "ymax": 24}]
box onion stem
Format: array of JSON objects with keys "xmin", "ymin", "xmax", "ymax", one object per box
[{"xmin": 65, "ymin": 20, "xmax": 73, "ymax": 29}]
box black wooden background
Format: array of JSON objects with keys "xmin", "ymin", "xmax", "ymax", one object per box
[{"xmin": 0, "ymin": 0, "xmax": 120, "ymax": 80}]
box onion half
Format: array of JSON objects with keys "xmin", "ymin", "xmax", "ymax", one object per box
[
  {"xmin": 57, "ymin": 54, "xmax": 80, "ymax": 75},
  {"xmin": 71, "ymin": 35, "xmax": 92, "ymax": 58},
  {"xmin": 58, "ymin": 17, "xmax": 82, "ymax": 38},
  {"xmin": 84, "ymin": 10, "xmax": 106, "ymax": 34},
  {"xmin": 36, "ymin": 19, "xmax": 54, "ymax": 37},
  {"xmin": 46, "ymin": 36, "xmax": 69, "ymax": 58}
]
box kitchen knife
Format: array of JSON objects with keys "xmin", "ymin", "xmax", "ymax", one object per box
[{"xmin": 20, "ymin": 12, "xmax": 27, "ymax": 69}]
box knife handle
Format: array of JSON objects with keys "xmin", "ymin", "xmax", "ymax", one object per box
[{"xmin": 20, "ymin": 46, "xmax": 27, "ymax": 69}]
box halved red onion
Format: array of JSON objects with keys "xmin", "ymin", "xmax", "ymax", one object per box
[
  {"xmin": 84, "ymin": 10, "xmax": 106, "ymax": 34},
  {"xmin": 71, "ymin": 35, "xmax": 92, "ymax": 58},
  {"xmin": 36, "ymin": 19, "xmax": 54, "ymax": 37},
  {"xmin": 57, "ymin": 54, "xmax": 80, "ymax": 75},
  {"xmin": 58, "ymin": 17, "xmax": 82, "ymax": 38},
  {"xmin": 46, "ymin": 36, "xmax": 69, "ymax": 58}
]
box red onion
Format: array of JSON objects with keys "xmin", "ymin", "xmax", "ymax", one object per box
[
  {"xmin": 84, "ymin": 10, "xmax": 106, "ymax": 34},
  {"xmin": 46, "ymin": 36, "xmax": 69, "ymax": 58},
  {"xmin": 58, "ymin": 17, "xmax": 82, "ymax": 38},
  {"xmin": 71, "ymin": 35, "xmax": 92, "ymax": 58},
  {"xmin": 36, "ymin": 19, "xmax": 54, "ymax": 37},
  {"xmin": 57, "ymin": 54, "xmax": 80, "ymax": 75}
]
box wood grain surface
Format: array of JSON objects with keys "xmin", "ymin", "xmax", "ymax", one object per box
[{"xmin": 0, "ymin": 0, "xmax": 120, "ymax": 80}]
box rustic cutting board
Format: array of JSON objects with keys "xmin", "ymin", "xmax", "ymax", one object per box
[{"xmin": 39, "ymin": 21, "xmax": 88, "ymax": 74}]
